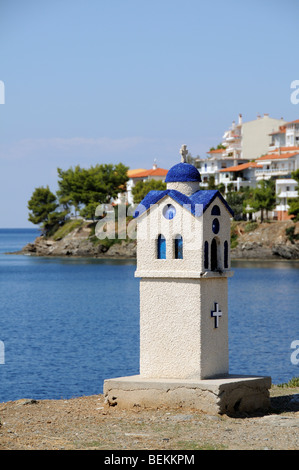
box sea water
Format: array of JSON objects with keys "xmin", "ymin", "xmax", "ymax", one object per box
[{"xmin": 0, "ymin": 229, "xmax": 298, "ymax": 402}]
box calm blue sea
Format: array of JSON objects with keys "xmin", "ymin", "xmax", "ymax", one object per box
[{"xmin": 0, "ymin": 228, "xmax": 298, "ymax": 402}]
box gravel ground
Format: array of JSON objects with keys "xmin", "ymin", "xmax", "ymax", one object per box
[{"xmin": 0, "ymin": 386, "xmax": 298, "ymax": 451}]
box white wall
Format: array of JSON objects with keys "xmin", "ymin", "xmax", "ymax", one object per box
[{"xmin": 242, "ymin": 115, "xmax": 286, "ymax": 160}]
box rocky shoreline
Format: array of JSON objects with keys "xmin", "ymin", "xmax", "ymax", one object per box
[
  {"xmin": 230, "ymin": 220, "xmax": 299, "ymax": 260},
  {"xmin": 8, "ymin": 220, "xmax": 299, "ymax": 261}
]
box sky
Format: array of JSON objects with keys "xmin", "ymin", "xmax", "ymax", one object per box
[{"xmin": 0, "ymin": 0, "xmax": 299, "ymax": 227}]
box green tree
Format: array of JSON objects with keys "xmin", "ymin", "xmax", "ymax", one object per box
[
  {"xmin": 288, "ymin": 169, "xmax": 299, "ymax": 221},
  {"xmin": 28, "ymin": 186, "xmax": 65, "ymax": 234},
  {"xmin": 57, "ymin": 165, "xmax": 87, "ymax": 215},
  {"xmin": 209, "ymin": 143, "xmax": 225, "ymax": 151},
  {"xmin": 247, "ymin": 179, "xmax": 276, "ymax": 222},
  {"xmin": 57, "ymin": 163, "xmax": 129, "ymax": 218},
  {"xmin": 217, "ymin": 183, "xmax": 225, "ymax": 195},
  {"xmin": 226, "ymin": 190, "xmax": 246, "ymax": 221},
  {"xmin": 132, "ymin": 179, "xmax": 167, "ymax": 204},
  {"xmin": 207, "ymin": 175, "xmax": 216, "ymax": 190}
]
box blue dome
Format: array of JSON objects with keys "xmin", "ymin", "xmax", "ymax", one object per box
[{"xmin": 165, "ymin": 162, "xmax": 202, "ymax": 183}]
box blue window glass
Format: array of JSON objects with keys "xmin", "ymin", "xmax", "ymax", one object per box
[
  {"xmin": 174, "ymin": 236, "xmax": 183, "ymax": 259},
  {"xmin": 163, "ymin": 204, "xmax": 176, "ymax": 220},
  {"xmin": 212, "ymin": 218, "xmax": 220, "ymax": 234},
  {"xmin": 204, "ymin": 241, "xmax": 209, "ymax": 269},
  {"xmin": 224, "ymin": 240, "xmax": 228, "ymax": 268},
  {"xmin": 211, "ymin": 205, "xmax": 221, "ymax": 215},
  {"xmin": 157, "ymin": 234, "xmax": 166, "ymax": 259}
]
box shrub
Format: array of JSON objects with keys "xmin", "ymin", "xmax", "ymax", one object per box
[{"xmin": 244, "ymin": 221, "xmax": 258, "ymax": 233}]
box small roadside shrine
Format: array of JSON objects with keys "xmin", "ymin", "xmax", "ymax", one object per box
[{"xmin": 104, "ymin": 146, "xmax": 271, "ymax": 415}]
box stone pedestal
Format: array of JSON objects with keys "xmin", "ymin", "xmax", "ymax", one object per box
[{"xmin": 104, "ymin": 375, "xmax": 271, "ymax": 416}]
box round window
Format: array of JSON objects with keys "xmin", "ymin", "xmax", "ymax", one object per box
[
  {"xmin": 212, "ymin": 218, "xmax": 220, "ymax": 234},
  {"xmin": 163, "ymin": 204, "xmax": 176, "ymax": 220}
]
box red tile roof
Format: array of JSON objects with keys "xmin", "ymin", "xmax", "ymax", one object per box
[
  {"xmin": 207, "ymin": 148, "xmax": 225, "ymax": 154},
  {"xmin": 269, "ymin": 146, "xmax": 299, "ymax": 152},
  {"xmin": 128, "ymin": 167, "xmax": 168, "ymax": 178},
  {"xmin": 256, "ymin": 152, "xmax": 299, "ymax": 161},
  {"xmin": 127, "ymin": 168, "xmax": 147, "ymax": 178},
  {"xmin": 269, "ymin": 126, "xmax": 286, "ymax": 135},
  {"xmin": 285, "ymin": 119, "xmax": 299, "ymax": 125},
  {"xmin": 219, "ymin": 162, "xmax": 261, "ymax": 172}
]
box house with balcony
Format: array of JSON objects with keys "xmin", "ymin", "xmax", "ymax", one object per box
[
  {"xmin": 269, "ymin": 119, "xmax": 299, "ymax": 149},
  {"xmin": 255, "ymin": 150, "xmax": 299, "ymax": 181},
  {"xmin": 218, "ymin": 161, "xmax": 262, "ymax": 192},
  {"xmin": 253, "ymin": 148, "xmax": 299, "ymax": 220},
  {"xmin": 197, "ymin": 148, "xmax": 248, "ymax": 187},
  {"xmin": 222, "ymin": 113, "xmax": 286, "ymax": 161},
  {"xmin": 198, "ymin": 113, "xmax": 285, "ymax": 190},
  {"xmin": 275, "ymin": 178, "xmax": 298, "ymax": 220}
]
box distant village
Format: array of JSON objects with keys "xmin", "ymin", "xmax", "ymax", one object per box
[{"xmin": 122, "ymin": 114, "xmax": 299, "ymax": 222}]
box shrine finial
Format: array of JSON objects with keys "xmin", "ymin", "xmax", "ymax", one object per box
[{"xmin": 180, "ymin": 144, "xmax": 188, "ymax": 163}]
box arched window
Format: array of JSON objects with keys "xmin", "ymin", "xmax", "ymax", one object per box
[
  {"xmin": 204, "ymin": 241, "xmax": 209, "ymax": 270},
  {"xmin": 224, "ymin": 240, "xmax": 228, "ymax": 269},
  {"xmin": 157, "ymin": 234, "xmax": 166, "ymax": 259},
  {"xmin": 212, "ymin": 218, "xmax": 220, "ymax": 234},
  {"xmin": 174, "ymin": 235, "xmax": 183, "ymax": 259},
  {"xmin": 163, "ymin": 204, "xmax": 176, "ymax": 220},
  {"xmin": 211, "ymin": 205, "xmax": 221, "ymax": 216},
  {"xmin": 211, "ymin": 238, "xmax": 218, "ymax": 271}
]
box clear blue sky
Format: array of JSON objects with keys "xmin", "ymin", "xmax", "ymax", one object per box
[{"xmin": 1, "ymin": 0, "xmax": 299, "ymax": 227}]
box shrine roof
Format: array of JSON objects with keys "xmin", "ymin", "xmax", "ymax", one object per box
[
  {"xmin": 165, "ymin": 162, "xmax": 202, "ymax": 183},
  {"xmin": 134, "ymin": 189, "xmax": 234, "ymax": 218}
]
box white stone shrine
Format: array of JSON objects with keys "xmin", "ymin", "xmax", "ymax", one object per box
[{"xmin": 104, "ymin": 147, "xmax": 271, "ymax": 415}]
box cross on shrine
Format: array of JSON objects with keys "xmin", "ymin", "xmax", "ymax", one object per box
[
  {"xmin": 211, "ymin": 303, "xmax": 222, "ymax": 328},
  {"xmin": 180, "ymin": 144, "xmax": 188, "ymax": 163}
]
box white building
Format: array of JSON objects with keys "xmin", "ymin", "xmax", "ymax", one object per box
[
  {"xmin": 198, "ymin": 148, "xmax": 248, "ymax": 187},
  {"xmin": 255, "ymin": 150, "xmax": 299, "ymax": 181},
  {"xmin": 218, "ymin": 161, "xmax": 262, "ymax": 192},
  {"xmin": 253, "ymin": 148, "xmax": 299, "ymax": 220},
  {"xmin": 269, "ymin": 119, "xmax": 299, "ymax": 149},
  {"xmin": 222, "ymin": 113, "xmax": 286, "ymax": 160},
  {"xmin": 198, "ymin": 113, "xmax": 286, "ymax": 189},
  {"xmin": 116, "ymin": 162, "xmax": 168, "ymax": 205},
  {"xmin": 275, "ymin": 178, "xmax": 298, "ymax": 221}
]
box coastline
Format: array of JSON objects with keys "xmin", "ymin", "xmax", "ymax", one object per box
[{"xmin": 6, "ymin": 219, "xmax": 299, "ymax": 261}]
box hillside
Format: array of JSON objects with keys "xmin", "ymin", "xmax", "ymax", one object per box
[
  {"xmin": 230, "ymin": 220, "xmax": 299, "ymax": 260},
  {"xmin": 15, "ymin": 219, "xmax": 299, "ymax": 260}
]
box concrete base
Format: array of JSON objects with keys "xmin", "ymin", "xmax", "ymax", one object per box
[{"xmin": 103, "ymin": 374, "xmax": 271, "ymax": 415}]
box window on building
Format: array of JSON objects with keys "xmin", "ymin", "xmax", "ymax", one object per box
[
  {"xmin": 212, "ymin": 218, "xmax": 220, "ymax": 234},
  {"xmin": 157, "ymin": 234, "xmax": 166, "ymax": 259},
  {"xmin": 224, "ymin": 240, "xmax": 228, "ymax": 269},
  {"xmin": 211, "ymin": 238, "xmax": 218, "ymax": 271},
  {"xmin": 211, "ymin": 205, "xmax": 221, "ymax": 216},
  {"xmin": 204, "ymin": 241, "xmax": 209, "ymax": 269},
  {"xmin": 174, "ymin": 235, "xmax": 183, "ymax": 259},
  {"xmin": 163, "ymin": 204, "xmax": 176, "ymax": 220}
]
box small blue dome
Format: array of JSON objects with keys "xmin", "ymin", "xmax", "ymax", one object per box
[{"xmin": 165, "ymin": 162, "xmax": 202, "ymax": 183}]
